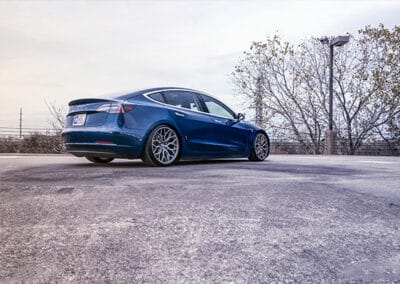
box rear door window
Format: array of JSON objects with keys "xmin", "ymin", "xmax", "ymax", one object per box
[
  {"xmin": 163, "ymin": 91, "xmax": 200, "ymax": 111},
  {"xmin": 148, "ymin": 92, "xmax": 165, "ymax": 103}
]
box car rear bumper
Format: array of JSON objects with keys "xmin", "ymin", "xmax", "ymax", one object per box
[
  {"xmin": 64, "ymin": 143, "xmax": 140, "ymax": 158},
  {"xmin": 62, "ymin": 128, "xmax": 145, "ymax": 159}
]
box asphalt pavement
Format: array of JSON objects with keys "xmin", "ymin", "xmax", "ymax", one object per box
[{"xmin": 0, "ymin": 154, "xmax": 399, "ymax": 283}]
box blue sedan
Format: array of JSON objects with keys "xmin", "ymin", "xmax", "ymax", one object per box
[{"xmin": 62, "ymin": 87, "xmax": 269, "ymax": 166}]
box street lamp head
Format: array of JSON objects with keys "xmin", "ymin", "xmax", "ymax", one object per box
[{"xmin": 330, "ymin": 35, "xmax": 350, "ymax": 47}]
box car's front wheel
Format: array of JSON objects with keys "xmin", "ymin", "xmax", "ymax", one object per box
[
  {"xmin": 86, "ymin": 157, "xmax": 114, "ymax": 163},
  {"xmin": 249, "ymin": 132, "xmax": 270, "ymax": 161},
  {"xmin": 142, "ymin": 125, "xmax": 180, "ymax": 167}
]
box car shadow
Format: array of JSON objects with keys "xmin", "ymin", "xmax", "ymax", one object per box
[
  {"xmin": 67, "ymin": 158, "xmax": 253, "ymax": 168},
  {"xmin": 66, "ymin": 158, "xmax": 360, "ymax": 177}
]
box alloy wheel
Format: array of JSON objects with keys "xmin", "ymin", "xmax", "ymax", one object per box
[
  {"xmin": 254, "ymin": 133, "xmax": 269, "ymax": 160},
  {"xmin": 151, "ymin": 126, "xmax": 179, "ymax": 165}
]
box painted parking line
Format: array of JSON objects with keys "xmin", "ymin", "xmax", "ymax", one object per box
[
  {"xmin": 0, "ymin": 156, "xmax": 23, "ymax": 159},
  {"xmin": 357, "ymin": 160, "xmax": 397, "ymax": 164}
]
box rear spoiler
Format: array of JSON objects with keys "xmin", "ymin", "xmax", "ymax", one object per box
[{"xmin": 68, "ymin": 98, "xmax": 113, "ymax": 106}]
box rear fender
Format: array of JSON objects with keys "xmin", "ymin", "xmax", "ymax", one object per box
[{"xmin": 140, "ymin": 120, "xmax": 189, "ymax": 158}]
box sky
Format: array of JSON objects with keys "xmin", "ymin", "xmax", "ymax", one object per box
[{"xmin": 0, "ymin": 0, "xmax": 399, "ymax": 131}]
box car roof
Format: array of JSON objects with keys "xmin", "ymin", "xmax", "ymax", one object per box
[{"xmin": 114, "ymin": 87, "xmax": 201, "ymax": 100}]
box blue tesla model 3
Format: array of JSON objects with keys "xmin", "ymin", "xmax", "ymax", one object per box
[{"xmin": 62, "ymin": 87, "xmax": 270, "ymax": 166}]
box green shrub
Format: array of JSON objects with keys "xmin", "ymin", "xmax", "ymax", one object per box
[
  {"xmin": 0, "ymin": 133, "xmax": 64, "ymax": 153},
  {"xmin": 0, "ymin": 137, "xmax": 20, "ymax": 153}
]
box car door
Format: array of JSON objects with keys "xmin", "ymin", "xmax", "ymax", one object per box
[
  {"xmin": 161, "ymin": 91, "xmax": 219, "ymax": 154},
  {"xmin": 197, "ymin": 94, "xmax": 250, "ymax": 157}
]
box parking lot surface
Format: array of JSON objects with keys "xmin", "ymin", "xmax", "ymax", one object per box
[{"xmin": 0, "ymin": 154, "xmax": 399, "ymax": 283}]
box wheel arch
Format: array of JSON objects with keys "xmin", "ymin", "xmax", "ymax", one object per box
[
  {"xmin": 254, "ymin": 129, "xmax": 269, "ymax": 140},
  {"xmin": 140, "ymin": 121, "xmax": 183, "ymax": 157},
  {"xmin": 248, "ymin": 128, "xmax": 269, "ymax": 147},
  {"xmin": 249, "ymin": 129, "xmax": 270, "ymax": 160}
]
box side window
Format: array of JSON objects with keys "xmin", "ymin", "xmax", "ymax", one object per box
[
  {"xmin": 201, "ymin": 95, "xmax": 235, "ymax": 119},
  {"xmin": 148, "ymin": 92, "xmax": 165, "ymax": 103},
  {"xmin": 163, "ymin": 91, "xmax": 200, "ymax": 111}
]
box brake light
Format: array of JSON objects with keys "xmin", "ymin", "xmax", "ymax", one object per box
[
  {"xmin": 97, "ymin": 103, "xmax": 113, "ymax": 112},
  {"xmin": 96, "ymin": 103, "xmax": 124, "ymax": 113},
  {"xmin": 96, "ymin": 103, "xmax": 133, "ymax": 114},
  {"xmin": 108, "ymin": 103, "xmax": 124, "ymax": 114},
  {"xmin": 123, "ymin": 104, "xmax": 136, "ymax": 112}
]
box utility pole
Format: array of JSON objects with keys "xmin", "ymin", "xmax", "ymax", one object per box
[
  {"xmin": 19, "ymin": 108, "xmax": 22, "ymax": 139},
  {"xmin": 329, "ymin": 44, "xmax": 334, "ymax": 131},
  {"xmin": 255, "ymin": 76, "xmax": 264, "ymax": 127}
]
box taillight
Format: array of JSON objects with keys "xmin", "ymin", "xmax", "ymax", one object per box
[
  {"xmin": 96, "ymin": 103, "xmax": 113, "ymax": 112},
  {"xmin": 96, "ymin": 103, "xmax": 135, "ymax": 113},
  {"xmin": 123, "ymin": 104, "xmax": 136, "ymax": 112},
  {"xmin": 108, "ymin": 103, "xmax": 124, "ymax": 113}
]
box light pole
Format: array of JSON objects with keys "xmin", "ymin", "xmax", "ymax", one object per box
[
  {"xmin": 319, "ymin": 35, "xmax": 349, "ymax": 131},
  {"xmin": 319, "ymin": 35, "xmax": 349, "ymax": 155}
]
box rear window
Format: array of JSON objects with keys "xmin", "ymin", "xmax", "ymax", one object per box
[{"xmin": 148, "ymin": 93, "xmax": 165, "ymax": 103}]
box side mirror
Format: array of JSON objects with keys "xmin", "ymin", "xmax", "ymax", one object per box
[{"xmin": 237, "ymin": 113, "xmax": 245, "ymax": 121}]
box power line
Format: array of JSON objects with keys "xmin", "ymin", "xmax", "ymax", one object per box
[{"xmin": 0, "ymin": 127, "xmax": 58, "ymax": 130}]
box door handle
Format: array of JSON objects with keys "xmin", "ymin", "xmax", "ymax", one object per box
[
  {"xmin": 214, "ymin": 119, "xmax": 223, "ymax": 123},
  {"xmin": 175, "ymin": 112, "xmax": 185, "ymax": 117}
]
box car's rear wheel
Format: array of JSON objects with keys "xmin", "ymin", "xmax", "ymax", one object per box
[
  {"xmin": 249, "ymin": 132, "xmax": 270, "ymax": 161},
  {"xmin": 86, "ymin": 157, "xmax": 114, "ymax": 163},
  {"xmin": 142, "ymin": 125, "xmax": 180, "ymax": 167}
]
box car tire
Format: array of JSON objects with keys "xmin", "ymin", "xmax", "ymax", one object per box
[
  {"xmin": 142, "ymin": 125, "xmax": 181, "ymax": 167},
  {"xmin": 248, "ymin": 132, "xmax": 270, "ymax": 161},
  {"xmin": 86, "ymin": 157, "xmax": 114, "ymax": 163}
]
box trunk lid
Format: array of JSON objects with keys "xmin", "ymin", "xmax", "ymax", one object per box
[{"xmin": 66, "ymin": 98, "xmax": 116, "ymax": 127}]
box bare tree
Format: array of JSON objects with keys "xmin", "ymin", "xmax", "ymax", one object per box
[
  {"xmin": 232, "ymin": 42, "xmax": 269, "ymax": 128},
  {"xmin": 233, "ymin": 35, "xmax": 329, "ymax": 154},
  {"xmin": 333, "ymin": 26, "xmax": 400, "ymax": 154},
  {"xmin": 232, "ymin": 24, "xmax": 400, "ymax": 155},
  {"xmin": 361, "ymin": 25, "xmax": 400, "ymax": 152},
  {"xmin": 45, "ymin": 100, "xmax": 67, "ymax": 132}
]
